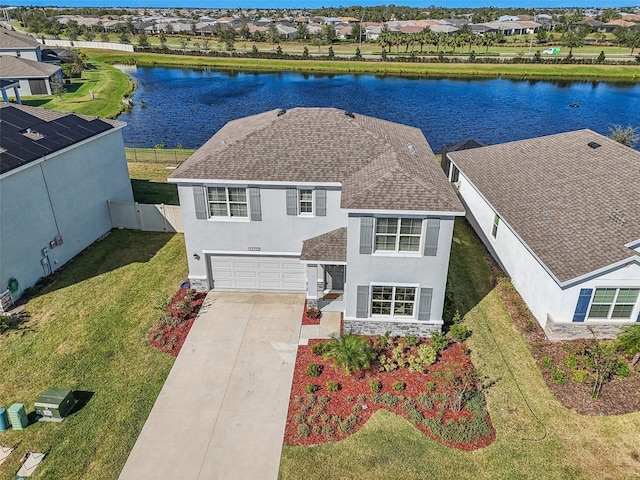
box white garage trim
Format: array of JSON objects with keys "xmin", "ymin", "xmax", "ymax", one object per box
[{"xmin": 205, "ymin": 253, "xmax": 306, "ymax": 292}]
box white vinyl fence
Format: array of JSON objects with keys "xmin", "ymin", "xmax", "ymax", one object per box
[
  {"xmin": 108, "ymin": 201, "xmax": 183, "ymax": 233},
  {"xmin": 39, "ymin": 39, "xmax": 135, "ymax": 52}
]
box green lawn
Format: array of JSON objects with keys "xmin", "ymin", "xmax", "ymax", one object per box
[
  {"xmin": 21, "ymin": 60, "xmax": 133, "ymax": 118},
  {"xmin": 279, "ymin": 219, "xmax": 640, "ymax": 480},
  {"xmin": 127, "ymin": 162, "xmax": 180, "ymax": 205},
  {"xmin": 0, "ymin": 230, "xmax": 187, "ymax": 479}
]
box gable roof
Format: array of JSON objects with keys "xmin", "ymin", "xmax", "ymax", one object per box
[
  {"xmin": 0, "ymin": 27, "xmax": 40, "ymax": 49},
  {"xmin": 0, "ymin": 55, "xmax": 60, "ymax": 79},
  {"xmin": 301, "ymin": 228, "xmax": 347, "ymax": 262},
  {"xmin": 448, "ymin": 130, "xmax": 640, "ymax": 284},
  {"xmin": 171, "ymin": 108, "xmax": 463, "ymax": 214},
  {"xmin": 0, "ymin": 104, "xmax": 123, "ymax": 176}
]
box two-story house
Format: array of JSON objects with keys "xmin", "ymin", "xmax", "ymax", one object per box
[{"xmin": 170, "ymin": 108, "xmax": 465, "ymax": 336}]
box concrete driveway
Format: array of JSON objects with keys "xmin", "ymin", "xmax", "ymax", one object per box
[{"xmin": 119, "ymin": 292, "xmax": 304, "ymax": 480}]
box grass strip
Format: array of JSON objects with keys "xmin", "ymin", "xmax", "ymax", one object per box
[{"xmin": 86, "ymin": 50, "xmax": 640, "ymax": 82}]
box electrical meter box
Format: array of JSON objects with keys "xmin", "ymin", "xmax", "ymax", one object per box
[{"xmin": 35, "ymin": 388, "xmax": 76, "ymax": 422}]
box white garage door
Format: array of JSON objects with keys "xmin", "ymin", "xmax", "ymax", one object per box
[{"xmin": 208, "ymin": 255, "xmax": 306, "ymax": 291}]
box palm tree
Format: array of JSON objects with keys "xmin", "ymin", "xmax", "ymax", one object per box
[
  {"xmin": 322, "ymin": 333, "xmax": 375, "ymax": 376},
  {"xmin": 482, "ymin": 32, "xmax": 496, "ymax": 53}
]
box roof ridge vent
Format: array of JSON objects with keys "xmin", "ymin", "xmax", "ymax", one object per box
[
  {"xmin": 344, "ymin": 111, "xmax": 355, "ymax": 118},
  {"xmin": 588, "ymin": 141, "xmax": 601, "ymax": 149},
  {"xmin": 277, "ymin": 109, "xmax": 287, "ymax": 116},
  {"xmin": 407, "ymin": 143, "xmax": 417, "ymax": 157}
]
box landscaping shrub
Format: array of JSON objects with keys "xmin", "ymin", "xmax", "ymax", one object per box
[
  {"xmin": 317, "ymin": 395, "xmax": 330, "ymax": 406},
  {"xmin": 306, "ymin": 362, "xmax": 323, "ymax": 377},
  {"xmin": 378, "ymin": 354, "xmax": 399, "ymax": 372},
  {"xmin": 541, "ymin": 356, "xmax": 554, "ymax": 369},
  {"xmin": 320, "ymin": 413, "xmax": 330, "ymax": 423},
  {"xmin": 417, "ymin": 392, "xmax": 434, "ymax": 409},
  {"xmin": 379, "ymin": 393, "xmax": 399, "ymax": 408},
  {"xmin": 326, "ymin": 380, "xmax": 340, "ymax": 392},
  {"xmin": 369, "ymin": 379, "xmax": 382, "ymax": 393},
  {"xmin": 0, "ymin": 314, "xmax": 10, "ymax": 334},
  {"xmin": 323, "ymin": 333, "xmax": 375, "ymax": 375},
  {"xmin": 425, "ymin": 381, "xmax": 436, "ymax": 393},
  {"xmin": 294, "ymin": 413, "xmax": 306, "ymax": 424},
  {"xmin": 613, "ymin": 359, "xmax": 631, "ymax": 378},
  {"xmin": 297, "ymin": 423, "xmax": 311, "ymax": 438},
  {"xmin": 430, "ymin": 332, "xmax": 449, "ymax": 352},
  {"xmin": 402, "ymin": 400, "xmax": 425, "ymax": 424},
  {"xmin": 565, "ymin": 354, "xmax": 578, "ymax": 371},
  {"xmin": 405, "ymin": 334, "xmax": 420, "ymax": 346},
  {"xmin": 449, "ymin": 324, "xmax": 470, "ymax": 342},
  {"xmin": 617, "ymin": 325, "xmax": 640, "ymax": 355},
  {"xmin": 357, "ymin": 394, "xmax": 367, "ymax": 403},
  {"xmin": 304, "ymin": 383, "xmax": 319, "ymax": 394},
  {"xmin": 306, "ymin": 306, "xmax": 322, "ymax": 320},
  {"xmin": 311, "ymin": 341, "xmax": 331, "ymax": 356},
  {"xmin": 551, "ymin": 368, "xmax": 568, "ymax": 385},
  {"xmin": 312, "ymin": 425, "xmax": 321, "ymax": 435},
  {"xmin": 393, "ymin": 381, "xmax": 406, "ymax": 392},
  {"xmin": 573, "ymin": 370, "xmax": 589, "ymax": 383}
]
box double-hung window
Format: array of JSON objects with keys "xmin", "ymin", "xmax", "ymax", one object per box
[
  {"xmin": 588, "ymin": 288, "xmax": 639, "ymax": 320},
  {"xmin": 299, "ymin": 189, "xmax": 313, "ymax": 215},
  {"xmin": 371, "ymin": 286, "xmax": 416, "ymax": 317},
  {"xmin": 375, "ymin": 218, "xmax": 422, "ymax": 253},
  {"xmin": 208, "ymin": 187, "xmax": 248, "ymax": 218}
]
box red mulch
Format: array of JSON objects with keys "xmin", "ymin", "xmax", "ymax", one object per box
[
  {"xmin": 147, "ymin": 288, "xmax": 206, "ymax": 357},
  {"xmin": 301, "ymin": 300, "xmax": 322, "ymax": 326},
  {"xmin": 284, "ymin": 339, "xmax": 495, "ymax": 450},
  {"xmin": 496, "ymin": 281, "xmax": 640, "ymax": 415}
]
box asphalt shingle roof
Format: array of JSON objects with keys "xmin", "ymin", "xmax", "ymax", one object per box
[
  {"xmin": 301, "ymin": 228, "xmax": 347, "ymax": 262},
  {"xmin": 0, "ymin": 27, "xmax": 40, "ymax": 49},
  {"xmin": 171, "ymin": 108, "xmax": 463, "ymax": 214},
  {"xmin": 0, "ymin": 55, "xmax": 60, "ymax": 78},
  {"xmin": 448, "ymin": 130, "xmax": 640, "ymax": 284}
]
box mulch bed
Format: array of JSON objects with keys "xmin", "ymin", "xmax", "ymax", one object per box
[
  {"xmin": 147, "ymin": 288, "xmax": 206, "ymax": 357},
  {"xmin": 284, "ymin": 338, "xmax": 495, "ymax": 450},
  {"xmin": 496, "ymin": 280, "xmax": 640, "ymax": 415},
  {"xmin": 301, "ymin": 300, "xmax": 322, "ymax": 326}
]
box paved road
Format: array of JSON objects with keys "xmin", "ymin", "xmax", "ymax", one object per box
[{"xmin": 119, "ymin": 292, "xmax": 304, "ymax": 480}]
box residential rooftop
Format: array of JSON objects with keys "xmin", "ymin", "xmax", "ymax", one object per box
[
  {"xmin": 171, "ymin": 107, "xmax": 464, "ymax": 214},
  {"xmin": 0, "ymin": 55, "xmax": 59, "ymax": 78},
  {"xmin": 0, "ymin": 104, "xmax": 123, "ymax": 175},
  {"xmin": 448, "ymin": 129, "xmax": 640, "ymax": 284},
  {"xmin": 0, "ymin": 27, "xmax": 40, "ymax": 49}
]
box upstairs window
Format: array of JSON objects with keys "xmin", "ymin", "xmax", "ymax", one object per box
[
  {"xmin": 208, "ymin": 187, "xmax": 248, "ymax": 218},
  {"xmin": 299, "ymin": 189, "xmax": 313, "ymax": 214},
  {"xmin": 588, "ymin": 288, "xmax": 639, "ymax": 320},
  {"xmin": 375, "ymin": 218, "xmax": 422, "ymax": 253}
]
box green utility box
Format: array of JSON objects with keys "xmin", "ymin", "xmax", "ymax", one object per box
[
  {"xmin": 34, "ymin": 388, "xmax": 76, "ymax": 422},
  {"xmin": 7, "ymin": 403, "xmax": 28, "ymax": 430}
]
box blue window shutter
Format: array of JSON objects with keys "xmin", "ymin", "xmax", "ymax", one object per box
[
  {"xmin": 359, "ymin": 217, "xmax": 374, "ymax": 254},
  {"xmin": 193, "ymin": 186, "xmax": 208, "ymax": 219},
  {"xmin": 572, "ymin": 289, "xmax": 593, "ymax": 322},
  {"xmin": 316, "ymin": 189, "xmax": 326, "ymax": 216},
  {"xmin": 424, "ymin": 219, "xmax": 440, "ymax": 256},
  {"xmin": 418, "ymin": 288, "xmax": 433, "ymax": 321},
  {"xmin": 286, "ymin": 189, "xmax": 297, "ymax": 216},
  {"xmin": 248, "ymin": 188, "xmax": 261, "ymax": 221},
  {"xmin": 356, "ymin": 285, "xmax": 370, "ymax": 318}
]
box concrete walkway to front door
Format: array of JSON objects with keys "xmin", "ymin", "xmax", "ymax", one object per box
[{"xmin": 119, "ymin": 292, "xmax": 304, "ymax": 480}]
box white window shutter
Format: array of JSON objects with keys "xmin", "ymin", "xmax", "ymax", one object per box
[
  {"xmin": 193, "ymin": 186, "xmax": 208, "ymax": 219},
  {"xmin": 359, "ymin": 217, "xmax": 374, "ymax": 254},
  {"xmin": 316, "ymin": 189, "xmax": 326, "ymax": 216},
  {"xmin": 356, "ymin": 285, "xmax": 370, "ymax": 318},
  {"xmin": 248, "ymin": 188, "xmax": 262, "ymax": 221},
  {"xmin": 286, "ymin": 189, "xmax": 297, "ymax": 215},
  {"xmin": 424, "ymin": 219, "xmax": 440, "ymax": 256},
  {"xmin": 418, "ymin": 288, "xmax": 433, "ymax": 321}
]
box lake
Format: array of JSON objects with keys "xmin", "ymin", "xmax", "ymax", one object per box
[{"xmin": 117, "ymin": 66, "xmax": 640, "ymax": 151}]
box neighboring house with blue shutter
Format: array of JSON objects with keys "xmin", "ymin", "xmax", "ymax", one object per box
[
  {"xmin": 446, "ymin": 130, "xmax": 640, "ymax": 341},
  {"xmin": 169, "ymin": 108, "xmax": 465, "ymax": 336}
]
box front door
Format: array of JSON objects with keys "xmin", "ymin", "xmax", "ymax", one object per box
[{"xmin": 324, "ymin": 265, "xmax": 345, "ymax": 291}]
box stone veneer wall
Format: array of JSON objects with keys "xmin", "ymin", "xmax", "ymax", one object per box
[
  {"xmin": 189, "ymin": 277, "xmax": 209, "ymax": 292},
  {"xmin": 544, "ymin": 315, "xmax": 627, "ymax": 341},
  {"xmin": 344, "ymin": 319, "xmax": 442, "ymax": 337}
]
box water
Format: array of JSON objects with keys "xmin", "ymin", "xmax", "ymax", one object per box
[{"xmin": 118, "ymin": 66, "xmax": 640, "ymax": 151}]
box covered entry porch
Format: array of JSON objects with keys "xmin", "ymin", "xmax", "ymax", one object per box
[{"xmin": 301, "ymin": 227, "xmax": 347, "ymax": 312}]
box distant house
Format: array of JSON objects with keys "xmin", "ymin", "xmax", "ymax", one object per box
[
  {"xmin": 446, "ymin": 130, "xmax": 640, "ymax": 340},
  {"xmin": 0, "ymin": 104, "xmax": 134, "ymax": 300},
  {"xmin": 0, "ymin": 26, "xmax": 43, "ymax": 61},
  {"xmin": 0, "ymin": 55, "xmax": 62, "ymax": 97},
  {"xmin": 169, "ymin": 108, "xmax": 465, "ymax": 336},
  {"xmin": 276, "ymin": 24, "xmax": 298, "ymax": 39}
]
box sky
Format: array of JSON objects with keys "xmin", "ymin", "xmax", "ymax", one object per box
[{"xmin": 1, "ymin": 0, "xmax": 638, "ymax": 10}]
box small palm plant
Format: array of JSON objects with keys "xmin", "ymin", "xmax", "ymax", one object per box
[
  {"xmin": 323, "ymin": 333, "xmax": 375, "ymax": 376},
  {"xmin": 617, "ymin": 325, "xmax": 640, "ymax": 365}
]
